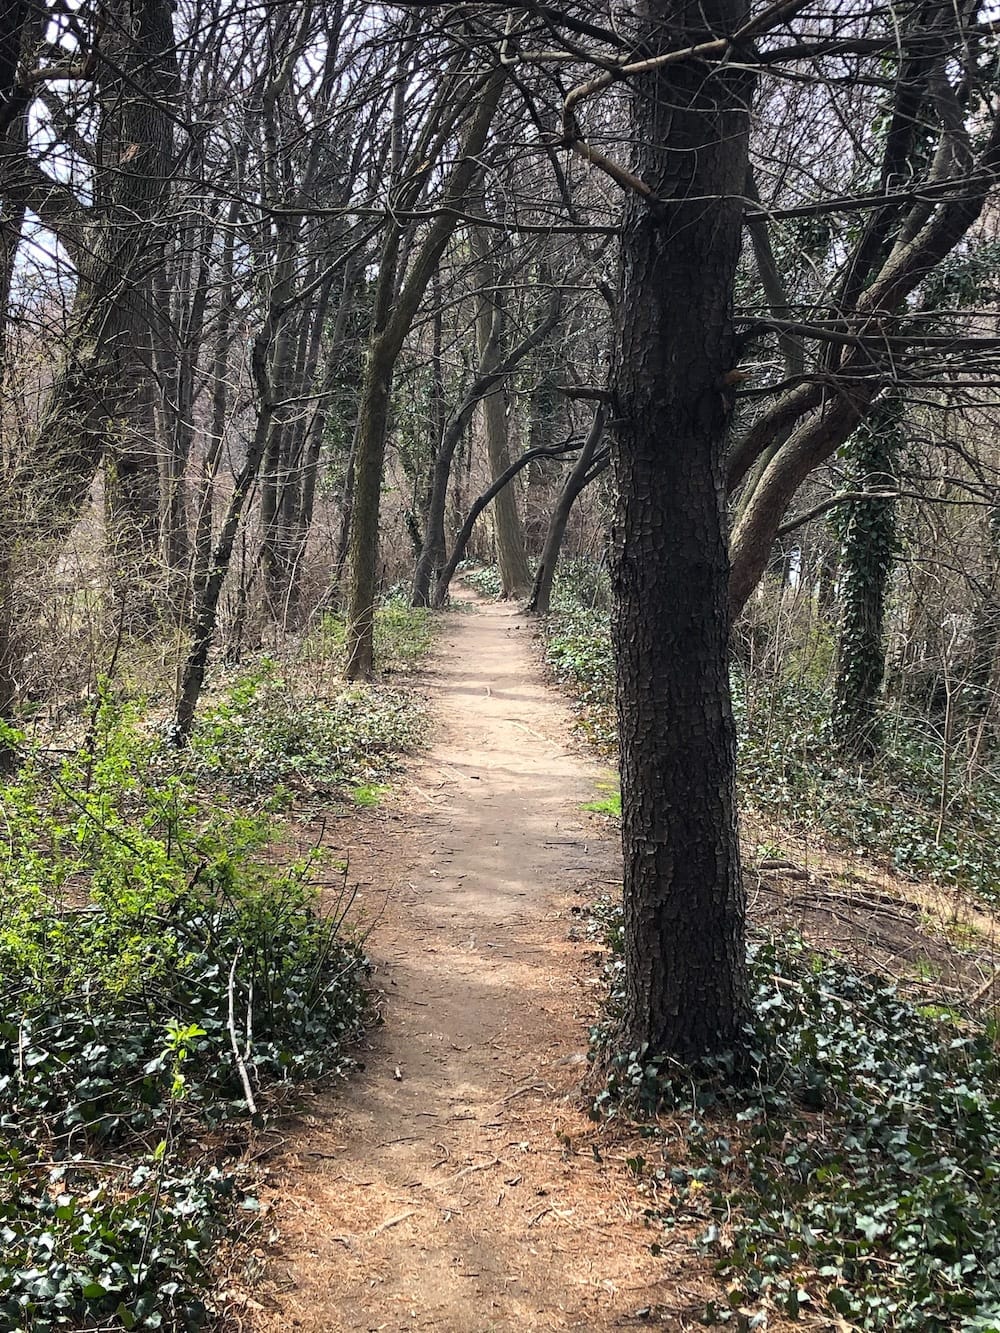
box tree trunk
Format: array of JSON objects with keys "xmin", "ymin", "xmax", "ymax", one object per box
[
  {"xmin": 8, "ymin": 0, "xmax": 176, "ymax": 589},
  {"xmin": 344, "ymin": 69, "xmax": 504, "ymax": 678},
  {"xmin": 432, "ymin": 441, "xmax": 581, "ymax": 608},
  {"xmin": 473, "ymin": 230, "xmax": 532, "ymax": 599},
  {"xmin": 832, "ymin": 401, "xmax": 902, "ymax": 759},
  {"xmin": 528, "ymin": 407, "xmax": 606, "ymax": 616},
  {"xmin": 345, "ymin": 332, "xmax": 394, "ymax": 677},
  {"xmin": 611, "ymin": 0, "xmax": 750, "ymax": 1062},
  {"xmin": 413, "ymin": 290, "xmax": 562, "ymax": 607},
  {"xmin": 172, "ymin": 396, "xmax": 276, "ymax": 741}
]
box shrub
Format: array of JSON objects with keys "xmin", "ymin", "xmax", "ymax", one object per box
[
  {"xmin": 0, "ymin": 702, "xmax": 370, "ymax": 1330},
  {"xmin": 190, "ymin": 657, "xmax": 425, "ymax": 798}
]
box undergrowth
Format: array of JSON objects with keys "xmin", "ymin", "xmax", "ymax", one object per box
[
  {"xmin": 191, "ymin": 659, "xmax": 423, "ymax": 800},
  {"xmin": 0, "ymin": 701, "xmax": 371, "ymax": 1329},
  {"xmin": 536, "ymin": 564, "xmax": 1000, "ymax": 899},
  {"xmin": 590, "ymin": 902, "xmax": 1000, "ymax": 1331},
  {"xmin": 303, "ymin": 596, "xmax": 434, "ymax": 670},
  {"xmin": 459, "ymin": 562, "xmax": 505, "ymax": 600},
  {"xmin": 0, "ymin": 590, "xmax": 432, "ymax": 1329},
  {"xmin": 191, "ymin": 598, "xmax": 430, "ymax": 800},
  {"xmin": 732, "ymin": 672, "xmax": 1000, "ymax": 899}
]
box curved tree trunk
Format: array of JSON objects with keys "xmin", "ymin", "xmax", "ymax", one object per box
[
  {"xmin": 5, "ymin": 0, "xmax": 177, "ymax": 597},
  {"xmin": 413, "ymin": 290, "xmax": 562, "ymax": 607},
  {"xmin": 432, "ymin": 441, "xmax": 581, "ymax": 608},
  {"xmin": 527, "ymin": 407, "xmax": 606, "ymax": 615}
]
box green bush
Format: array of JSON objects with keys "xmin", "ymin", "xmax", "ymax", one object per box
[
  {"xmin": 460, "ymin": 563, "xmax": 505, "ymax": 599},
  {"xmin": 0, "ymin": 702, "xmax": 370, "ymax": 1330},
  {"xmin": 732, "ymin": 670, "xmax": 1000, "ymax": 900},
  {"xmin": 542, "ymin": 607, "xmax": 616, "ymax": 755}
]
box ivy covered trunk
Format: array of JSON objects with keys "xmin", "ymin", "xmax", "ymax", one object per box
[
  {"xmin": 832, "ymin": 400, "xmax": 902, "ymax": 759},
  {"xmin": 611, "ymin": 0, "xmax": 750, "ymax": 1061}
]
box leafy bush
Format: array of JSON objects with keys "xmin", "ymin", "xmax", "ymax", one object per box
[
  {"xmin": 304, "ymin": 596, "xmax": 434, "ymax": 671},
  {"xmin": 551, "ymin": 558, "xmax": 611, "ymax": 613},
  {"xmin": 0, "ymin": 703, "xmax": 370, "ymax": 1330},
  {"xmin": 460, "ymin": 563, "xmax": 505, "ymax": 599},
  {"xmin": 0, "ymin": 1158, "xmax": 230, "ymax": 1332},
  {"xmin": 592, "ymin": 912, "xmax": 1000, "ymax": 1331},
  {"xmin": 542, "ymin": 607, "xmax": 616, "ymax": 755}
]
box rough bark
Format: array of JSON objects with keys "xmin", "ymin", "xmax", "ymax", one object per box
[
  {"xmin": 2, "ymin": 0, "xmax": 177, "ymax": 584},
  {"xmin": 611, "ymin": 0, "xmax": 750, "ymax": 1061}
]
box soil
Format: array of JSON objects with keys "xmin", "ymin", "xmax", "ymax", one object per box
[
  {"xmin": 245, "ymin": 589, "xmax": 696, "ymax": 1332},
  {"xmin": 238, "ymin": 586, "xmax": 999, "ymax": 1333}
]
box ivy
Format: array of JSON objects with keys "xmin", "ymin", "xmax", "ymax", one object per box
[
  {"xmin": 831, "ymin": 399, "xmax": 904, "ymax": 759},
  {"xmin": 0, "ymin": 698, "xmax": 372, "ymax": 1330},
  {"xmin": 592, "ymin": 913, "xmax": 1000, "ymax": 1331}
]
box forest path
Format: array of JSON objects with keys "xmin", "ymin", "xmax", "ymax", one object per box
[{"xmin": 249, "ymin": 588, "xmax": 693, "ymax": 1331}]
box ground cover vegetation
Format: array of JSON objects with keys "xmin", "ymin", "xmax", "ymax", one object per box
[
  {"xmin": 532, "ymin": 544, "xmax": 1000, "ymax": 1328},
  {"xmin": 0, "ymin": 599, "xmax": 431, "ymax": 1330},
  {"xmin": 591, "ymin": 902, "xmax": 1000, "ymax": 1331}
]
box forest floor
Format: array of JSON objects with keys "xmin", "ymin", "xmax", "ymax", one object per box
[
  {"xmin": 238, "ymin": 586, "xmax": 1000, "ymax": 1333},
  {"xmin": 242, "ymin": 586, "xmax": 703, "ymax": 1331}
]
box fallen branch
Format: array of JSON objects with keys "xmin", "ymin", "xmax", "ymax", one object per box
[{"xmin": 228, "ymin": 948, "xmax": 258, "ymax": 1116}]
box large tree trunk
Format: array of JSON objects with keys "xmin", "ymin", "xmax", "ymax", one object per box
[
  {"xmin": 8, "ymin": 0, "xmax": 176, "ymax": 587},
  {"xmin": 610, "ymin": 0, "xmax": 750, "ymax": 1062}
]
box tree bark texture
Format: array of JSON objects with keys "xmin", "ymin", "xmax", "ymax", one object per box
[
  {"xmin": 7, "ymin": 0, "xmax": 177, "ymax": 591},
  {"xmin": 611, "ymin": 0, "xmax": 750, "ymax": 1061}
]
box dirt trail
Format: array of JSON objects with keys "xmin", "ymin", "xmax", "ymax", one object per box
[{"xmin": 250, "ymin": 591, "xmax": 690, "ymax": 1331}]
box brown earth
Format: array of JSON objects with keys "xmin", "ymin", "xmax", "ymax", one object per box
[
  {"xmin": 244, "ymin": 589, "xmax": 704, "ymax": 1332},
  {"xmin": 237, "ymin": 587, "xmax": 999, "ymax": 1333}
]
